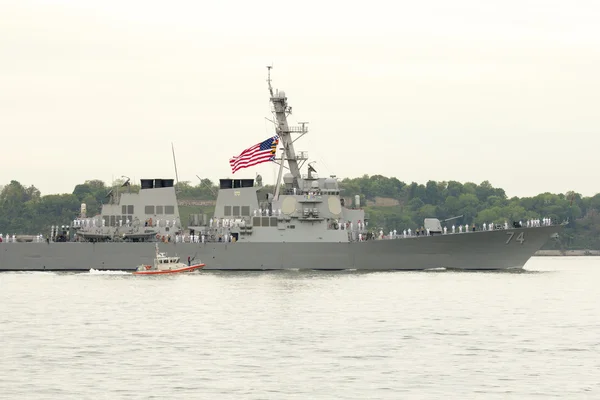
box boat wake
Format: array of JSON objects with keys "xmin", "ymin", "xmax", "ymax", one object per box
[{"xmin": 88, "ymin": 269, "xmax": 130, "ymax": 275}]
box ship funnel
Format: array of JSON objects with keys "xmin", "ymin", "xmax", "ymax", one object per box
[{"xmin": 355, "ymin": 195, "xmax": 360, "ymax": 208}]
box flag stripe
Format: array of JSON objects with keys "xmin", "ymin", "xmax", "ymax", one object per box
[
  {"xmin": 230, "ymin": 156, "xmax": 274, "ymax": 173},
  {"xmin": 229, "ymin": 135, "xmax": 279, "ymax": 174},
  {"xmin": 230, "ymin": 154, "xmax": 274, "ymax": 173}
]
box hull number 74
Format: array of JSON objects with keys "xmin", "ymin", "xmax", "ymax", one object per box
[{"xmin": 506, "ymin": 231, "xmax": 525, "ymax": 244}]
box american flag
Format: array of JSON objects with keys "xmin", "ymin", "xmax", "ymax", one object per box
[{"xmin": 229, "ymin": 135, "xmax": 279, "ymax": 173}]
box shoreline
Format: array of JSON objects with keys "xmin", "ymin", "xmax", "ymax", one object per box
[{"xmin": 535, "ymin": 250, "xmax": 600, "ymax": 256}]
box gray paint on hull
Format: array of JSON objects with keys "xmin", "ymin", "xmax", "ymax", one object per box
[{"xmin": 0, "ymin": 225, "xmax": 561, "ymax": 271}]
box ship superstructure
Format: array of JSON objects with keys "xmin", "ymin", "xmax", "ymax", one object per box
[{"xmin": 73, "ymin": 178, "xmax": 182, "ymax": 243}]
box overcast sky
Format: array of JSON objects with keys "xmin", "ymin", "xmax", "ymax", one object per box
[{"xmin": 1, "ymin": 0, "xmax": 599, "ymax": 198}]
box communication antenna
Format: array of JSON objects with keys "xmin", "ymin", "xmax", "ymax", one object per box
[
  {"xmin": 171, "ymin": 142, "xmax": 180, "ymax": 188},
  {"xmin": 121, "ymin": 175, "xmax": 131, "ymax": 193},
  {"xmin": 266, "ymin": 64, "xmax": 274, "ymax": 98},
  {"xmin": 196, "ymin": 175, "xmax": 217, "ymax": 197}
]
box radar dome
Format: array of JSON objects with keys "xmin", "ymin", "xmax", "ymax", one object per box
[
  {"xmin": 278, "ymin": 90, "xmax": 286, "ymax": 98},
  {"xmin": 324, "ymin": 178, "xmax": 337, "ymax": 190},
  {"xmin": 311, "ymin": 181, "xmax": 319, "ymax": 189}
]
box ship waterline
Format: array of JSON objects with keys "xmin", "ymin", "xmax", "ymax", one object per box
[{"xmin": 0, "ymin": 225, "xmax": 561, "ymax": 271}]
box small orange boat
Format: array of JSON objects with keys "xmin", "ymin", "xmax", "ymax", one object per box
[{"xmin": 133, "ymin": 244, "xmax": 205, "ymax": 275}]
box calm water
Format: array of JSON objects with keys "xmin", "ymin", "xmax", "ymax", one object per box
[{"xmin": 1, "ymin": 257, "xmax": 599, "ymax": 399}]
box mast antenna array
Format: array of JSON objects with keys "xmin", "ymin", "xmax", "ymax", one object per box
[
  {"xmin": 171, "ymin": 142, "xmax": 180, "ymax": 190},
  {"xmin": 266, "ymin": 65, "xmax": 274, "ymax": 98}
]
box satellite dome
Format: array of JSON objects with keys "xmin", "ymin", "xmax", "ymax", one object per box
[{"xmin": 324, "ymin": 178, "xmax": 337, "ymax": 190}]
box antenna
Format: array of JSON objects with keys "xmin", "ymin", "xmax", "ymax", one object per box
[
  {"xmin": 171, "ymin": 142, "xmax": 180, "ymax": 187},
  {"xmin": 196, "ymin": 175, "xmax": 217, "ymax": 197},
  {"xmin": 121, "ymin": 175, "xmax": 131, "ymax": 193},
  {"xmin": 266, "ymin": 65, "xmax": 274, "ymax": 98}
]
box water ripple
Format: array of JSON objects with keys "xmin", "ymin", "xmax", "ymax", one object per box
[{"xmin": 0, "ymin": 257, "xmax": 599, "ymax": 399}]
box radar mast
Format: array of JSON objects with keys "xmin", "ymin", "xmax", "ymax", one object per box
[{"xmin": 267, "ymin": 67, "xmax": 307, "ymax": 193}]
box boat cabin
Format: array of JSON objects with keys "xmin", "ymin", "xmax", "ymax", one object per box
[{"xmin": 156, "ymin": 252, "xmax": 180, "ymax": 265}]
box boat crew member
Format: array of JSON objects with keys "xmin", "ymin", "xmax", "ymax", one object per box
[{"xmin": 187, "ymin": 256, "xmax": 191, "ymax": 266}]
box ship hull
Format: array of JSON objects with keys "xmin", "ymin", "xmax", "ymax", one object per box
[{"xmin": 0, "ymin": 225, "xmax": 561, "ymax": 271}]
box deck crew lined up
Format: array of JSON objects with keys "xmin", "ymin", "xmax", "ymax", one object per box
[{"xmin": 0, "ymin": 215, "xmax": 554, "ymax": 244}]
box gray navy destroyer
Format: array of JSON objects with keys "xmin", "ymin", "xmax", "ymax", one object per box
[{"xmin": 0, "ymin": 69, "xmax": 562, "ymax": 271}]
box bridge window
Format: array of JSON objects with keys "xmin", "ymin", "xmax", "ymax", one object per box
[
  {"xmin": 253, "ymin": 216, "xmax": 261, "ymax": 226},
  {"xmin": 165, "ymin": 206, "xmax": 174, "ymax": 214},
  {"xmin": 261, "ymin": 217, "xmax": 270, "ymax": 226},
  {"xmin": 122, "ymin": 205, "xmax": 127, "ymax": 214},
  {"xmin": 145, "ymin": 206, "xmax": 155, "ymax": 214},
  {"xmin": 128, "ymin": 205, "xmax": 134, "ymax": 214},
  {"xmin": 156, "ymin": 206, "xmax": 163, "ymax": 214},
  {"xmin": 241, "ymin": 206, "xmax": 250, "ymax": 216},
  {"xmin": 224, "ymin": 206, "xmax": 232, "ymax": 216},
  {"xmin": 233, "ymin": 206, "xmax": 240, "ymax": 216},
  {"xmin": 270, "ymin": 217, "xmax": 278, "ymax": 227}
]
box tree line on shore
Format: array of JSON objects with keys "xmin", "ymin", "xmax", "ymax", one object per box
[{"xmin": 1, "ymin": 175, "xmax": 599, "ymax": 249}]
